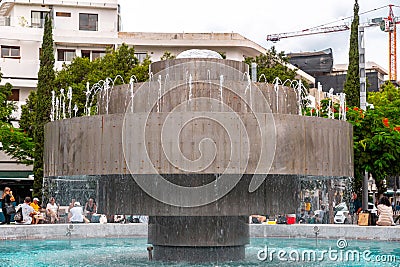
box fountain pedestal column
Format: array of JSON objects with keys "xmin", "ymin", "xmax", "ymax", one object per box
[{"xmin": 148, "ymin": 216, "xmax": 249, "ymax": 262}]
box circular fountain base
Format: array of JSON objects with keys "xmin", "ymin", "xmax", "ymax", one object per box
[
  {"xmin": 148, "ymin": 216, "xmax": 249, "ymax": 262},
  {"xmin": 153, "ymin": 245, "xmax": 245, "ymax": 262}
]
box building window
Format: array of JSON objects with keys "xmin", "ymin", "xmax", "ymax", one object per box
[
  {"xmin": 56, "ymin": 12, "xmax": 71, "ymax": 17},
  {"xmin": 79, "ymin": 13, "xmax": 98, "ymax": 31},
  {"xmin": 81, "ymin": 50, "xmax": 105, "ymax": 61},
  {"xmin": 92, "ymin": 51, "xmax": 105, "ymax": 60},
  {"xmin": 81, "ymin": 50, "xmax": 91, "ymax": 59},
  {"xmin": 1, "ymin": 46, "xmax": 20, "ymax": 58},
  {"xmin": 31, "ymin": 11, "xmax": 49, "ymax": 28},
  {"xmin": 57, "ymin": 49, "xmax": 75, "ymax": 61},
  {"xmin": 135, "ymin": 52, "xmax": 147, "ymax": 63},
  {"xmin": 7, "ymin": 89, "xmax": 20, "ymax": 101}
]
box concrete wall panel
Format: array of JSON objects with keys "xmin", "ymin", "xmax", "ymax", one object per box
[{"xmin": 44, "ymin": 113, "xmax": 353, "ymax": 178}]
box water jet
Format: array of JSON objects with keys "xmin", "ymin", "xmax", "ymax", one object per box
[{"xmin": 44, "ymin": 50, "xmax": 353, "ymax": 263}]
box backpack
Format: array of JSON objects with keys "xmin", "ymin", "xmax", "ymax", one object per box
[{"xmin": 13, "ymin": 206, "xmax": 23, "ymax": 222}]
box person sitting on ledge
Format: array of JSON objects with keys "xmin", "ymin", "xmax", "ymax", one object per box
[
  {"xmin": 16, "ymin": 197, "xmax": 35, "ymax": 225},
  {"xmin": 46, "ymin": 197, "xmax": 59, "ymax": 224},
  {"xmin": 30, "ymin": 198, "xmax": 44, "ymax": 224},
  {"xmin": 69, "ymin": 202, "xmax": 89, "ymax": 223},
  {"xmin": 84, "ymin": 198, "xmax": 97, "ymax": 222},
  {"xmin": 376, "ymin": 196, "xmax": 395, "ymax": 226}
]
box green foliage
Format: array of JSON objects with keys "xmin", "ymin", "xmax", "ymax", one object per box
[
  {"xmin": 245, "ymin": 47, "xmax": 308, "ymax": 87},
  {"xmin": 160, "ymin": 51, "xmax": 176, "ymax": 60},
  {"xmin": 0, "ymin": 80, "xmax": 14, "ymax": 122},
  {"xmin": 33, "ymin": 14, "xmax": 55, "ymax": 197},
  {"xmin": 346, "ymin": 82, "xmax": 400, "ymax": 193},
  {"xmin": 0, "ymin": 126, "xmax": 34, "ymax": 165},
  {"xmin": 0, "ymin": 73, "xmax": 34, "ymax": 165},
  {"xmin": 304, "ymin": 81, "xmax": 400, "ymax": 194},
  {"xmin": 54, "ymin": 43, "xmax": 150, "ymax": 116},
  {"xmin": 303, "ymin": 99, "xmax": 342, "ymax": 119},
  {"xmin": 368, "ymin": 81, "xmax": 400, "ymax": 107},
  {"xmin": 20, "ymin": 90, "xmax": 36, "ymax": 138},
  {"xmin": 343, "ymin": 0, "xmax": 360, "ymax": 107}
]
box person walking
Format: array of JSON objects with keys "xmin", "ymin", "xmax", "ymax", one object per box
[{"xmin": 1, "ymin": 187, "xmax": 15, "ymax": 225}]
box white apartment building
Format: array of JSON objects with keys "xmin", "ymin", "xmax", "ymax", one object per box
[{"xmin": 0, "ymin": 0, "xmax": 314, "ymax": 190}]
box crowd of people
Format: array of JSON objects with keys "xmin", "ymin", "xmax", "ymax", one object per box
[
  {"xmin": 1, "ymin": 186, "xmax": 149, "ymax": 225},
  {"xmin": 2, "ymin": 186, "xmax": 399, "ymax": 226},
  {"xmin": 249, "ymin": 192, "xmax": 399, "ymax": 226}
]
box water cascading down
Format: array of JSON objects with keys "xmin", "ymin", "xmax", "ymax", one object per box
[{"xmin": 44, "ymin": 50, "xmax": 353, "ymax": 263}]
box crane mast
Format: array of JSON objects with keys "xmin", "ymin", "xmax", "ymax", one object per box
[{"xmin": 387, "ymin": 4, "xmax": 397, "ymax": 81}]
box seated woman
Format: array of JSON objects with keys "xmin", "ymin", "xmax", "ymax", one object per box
[
  {"xmin": 84, "ymin": 198, "xmax": 97, "ymax": 221},
  {"xmin": 16, "ymin": 197, "xmax": 35, "ymax": 225},
  {"xmin": 69, "ymin": 202, "xmax": 90, "ymax": 223},
  {"xmin": 376, "ymin": 196, "xmax": 395, "ymax": 226},
  {"xmin": 46, "ymin": 197, "xmax": 59, "ymax": 224}
]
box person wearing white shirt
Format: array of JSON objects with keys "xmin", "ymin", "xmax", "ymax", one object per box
[
  {"xmin": 46, "ymin": 197, "xmax": 59, "ymax": 223},
  {"xmin": 16, "ymin": 197, "xmax": 35, "ymax": 225},
  {"xmin": 69, "ymin": 202, "xmax": 89, "ymax": 223}
]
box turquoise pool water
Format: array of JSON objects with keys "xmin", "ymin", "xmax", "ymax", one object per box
[{"xmin": 0, "ymin": 237, "xmax": 399, "ymax": 266}]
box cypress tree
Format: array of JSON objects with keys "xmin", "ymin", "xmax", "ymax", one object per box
[
  {"xmin": 343, "ymin": 0, "xmax": 360, "ymax": 107},
  {"xmin": 33, "ymin": 14, "xmax": 55, "ymax": 197}
]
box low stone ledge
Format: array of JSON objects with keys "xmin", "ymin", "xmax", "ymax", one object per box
[
  {"xmin": 250, "ymin": 224, "xmax": 400, "ymax": 241},
  {"xmin": 1, "ymin": 224, "xmax": 399, "ymax": 241}
]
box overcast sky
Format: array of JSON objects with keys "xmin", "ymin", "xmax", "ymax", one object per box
[{"xmin": 119, "ymin": 0, "xmax": 398, "ymax": 76}]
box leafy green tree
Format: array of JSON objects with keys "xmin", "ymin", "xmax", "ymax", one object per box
[
  {"xmin": 343, "ymin": 0, "xmax": 360, "ymax": 107},
  {"xmin": 33, "ymin": 14, "xmax": 55, "ymax": 197},
  {"xmin": 347, "ymin": 82, "xmax": 400, "ymax": 194},
  {"xmin": 304, "ymin": 82, "xmax": 400, "ymax": 195},
  {"xmin": 0, "ymin": 73, "xmax": 34, "ymax": 164},
  {"xmin": 368, "ymin": 81, "xmax": 400, "ymax": 107},
  {"xmin": 20, "ymin": 90, "xmax": 37, "ymax": 138},
  {"xmin": 53, "ymin": 43, "xmax": 150, "ymax": 116},
  {"xmin": 160, "ymin": 51, "xmax": 176, "ymax": 60},
  {"xmin": 0, "ymin": 80, "xmax": 14, "ymax": 123},
  {"xmin": 244, "ymin": 47, "xmax": 306, "ymax": 85}
]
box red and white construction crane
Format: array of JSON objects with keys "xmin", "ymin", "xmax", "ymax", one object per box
[{"xmin": 266, "ymin": 5, "xmax": 398, "ymax": 81}]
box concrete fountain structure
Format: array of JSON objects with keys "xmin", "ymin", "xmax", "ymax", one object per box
[{"xmin": 44, "ymin": 50, "xmax": 353, "ymax": 263}]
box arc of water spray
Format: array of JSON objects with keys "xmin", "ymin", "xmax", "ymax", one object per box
[
  {"xmin": 339, "ymin": 92, "xmax": 346, "ymax": 121},
  {"xmin": 274, "ymin": 78, "xmax": 280, "ymax": 112},
  {"xmin": 129, "ymin": 75, "xmax": 137, "ymax": 113},
  {"xmin": 258, "ymin": 74, "xmax": 267, "ymax": 83},
  {"xmin": 157, "ymin": 75, "xmax": 162, "ymax": 112},
  {"xmin": 60, "ymin": 88, "xmax": 66, "ymax": 119},
  {"xmin": 67, "ymin": 87, "xmax": 72, "ymax": 118},
  {"xmin": 73, "ymin": 103, "xmax": 78, "ymax": 117},
  {"xmin": 188, "ymin": 74, "xmax": 193, "ymax": 103},
  {"xmin": 50, "ymin": 90, "xmax": 55, "ymax": 121},
  {"xmin": 316, "ymin": 82, "xmax": 322, "ymax": 117},
  {"xmin": 89, "ymin": 82, "xmax": 104, "ymax": 115},
  {"xmin": 85, "ymin": 82, "xmax": 91, "ymax": 116},
  {"xmin": 219, "ymin": 75, "xmax": 224, "ymax": 111},
  {"xmin": 297, "ymin": 80, "xmax": 302, "ymax": 116},
  {"xmin": 55, "ymin": 97, "xmax": 59, "ymax": 120}
]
